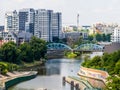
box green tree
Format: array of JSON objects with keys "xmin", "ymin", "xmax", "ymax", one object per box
[
  {"xmin": 30, "ymin": 36, "xmax": 47, "ymax": 61},
  {"xmin": 0, "ymin": 62, "xmax": 8, "ymax": 74},
  {"xmin": 106, "ymin": 76, "xmax": 120, "ymax": 90},
  {"xmin": 114, "ymin": 60, "xmax": 120, "ymax": 75},
  {"xmin": 19, "ymin": 43, "xmax": 33, "ymax": 62},
  {"xmin": 106, "ymin": 34, "xmax": 111, "ymax": 42},
  {"xmin": 102, "ymin": 34, "xmax": 106, "ymax": 41},
  {"xmin": 88, "ymin": 35, "xmax": 93, "ymax": 41},
  {"xmin": 96, "ymin": 33, "xmax": 102, "ymax": 41},
  {"xmin": 0, "ymin": 41, "xmax": 20, "ymax": 64}
]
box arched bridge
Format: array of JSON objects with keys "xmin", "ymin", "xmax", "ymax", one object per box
[
  {"xmin": 47, "ymin": 43, "xmax": 104, "ymax": 51},
  {"xmin": 47, "ymin": 43, "xmax": 72, "ymax": 50},
  {"xmin": 74, "ymin": 43, "xmax": 104, "ymax": 51}
]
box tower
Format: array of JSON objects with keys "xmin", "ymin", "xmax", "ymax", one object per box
[{"xmin": 77, "ymin": 14, "xmax": 79, "ymax": 31}]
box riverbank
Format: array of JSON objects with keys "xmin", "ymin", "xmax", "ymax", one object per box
[
  {"xmin": 19, "ymin": 60, "xmax": 46, "ymax": 71},
  {"xmin": 78, "ymin": 66, "xmax": 109, "ymax": 85},
  {"xmin": 0, "ymin": 71, "xmax": 37, "ymax": 90},
  {"xmin": 63, "ymin": 76, "xmax": 98, "ymax": 90}
]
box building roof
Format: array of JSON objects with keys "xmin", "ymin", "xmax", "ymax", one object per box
[{"xmin": 17, "ymin": 31, "xmax": 33, "ymax": 40}]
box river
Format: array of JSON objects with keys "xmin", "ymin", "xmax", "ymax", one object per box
[
  {"xmin": 8, "ymin": 58, "xmax": 105, "ymax": 90},
  {"xmin": 9, "ymin": 59, "xmax": 82, "ymax": 90}
]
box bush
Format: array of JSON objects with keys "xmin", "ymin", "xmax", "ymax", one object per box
[{"xmin": 2, "ymin": 69, "xmax": 8, "ymax": 75}]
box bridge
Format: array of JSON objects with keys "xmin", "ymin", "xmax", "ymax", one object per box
[
  {"xmin": 46, "ymin": 43, "xmax": 104, "ymax": 59},
  {"xmin": 47, "ymin": 43, "xmax": 72, "ymax": 50},
  {"xmin": 47, "ymin": 43, "xmax": 104, "ymax": 51}
]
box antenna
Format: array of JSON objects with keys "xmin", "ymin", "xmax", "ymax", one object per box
[{"xmin": 77, "ymin": 14, "xmax": 79, "ymax": 31}]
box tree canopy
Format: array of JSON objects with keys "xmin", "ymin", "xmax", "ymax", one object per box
[
  {"xmin": 82, "ymin": 50, "xmax": 120, "ymax": 89},
  {"xmin": 0, "ymin": 36, "xmax": 47, "ymax": 64}
]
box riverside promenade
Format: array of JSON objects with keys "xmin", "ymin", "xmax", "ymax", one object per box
[
  {"xmin": 63, "ymin": 76, "xmax": 96, "ymax": 90},
  {"xmin": 0, "ymin": 71, "xmax": 37, "ymax": 90},
  {"xmin": 64, "ymin": 66, "xmax": 109, "ymax": 90},
  {"xmin": 78, "ymin": 66, "xmax": 109, "ymax": 83}
]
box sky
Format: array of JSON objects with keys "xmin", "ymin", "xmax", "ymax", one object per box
[{"xmin": 1, "ymin": 0, "xmax": 120, "ymax": 26}]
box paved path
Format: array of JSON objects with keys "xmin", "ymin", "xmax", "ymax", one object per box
[
  {"xmin": 65, "ymin": 76, "xmax": 99, "ymax": 90},
  {"xmin": 0, "ymin": 71, "xmax": 37, "ymax": 89}
]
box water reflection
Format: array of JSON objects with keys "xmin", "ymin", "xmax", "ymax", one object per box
[
  {"xmin": 9, "ymin": 59, "xmax": 81, "ymax": 90},
  {"xmin": 8, "ymin": 59, "xmax": 105, "ymax": 90}
]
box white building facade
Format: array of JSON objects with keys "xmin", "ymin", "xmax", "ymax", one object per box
[
  {"xmin": 111, "ymin": 27, "xmax": 120, "ymax": 43},
  {"xmin": 34, "ymin": 9, "xmax": 62, "ymax": 42},
  {"xmin": 5, "ymin": 10, "xmax": 19, "ymax": 32}
]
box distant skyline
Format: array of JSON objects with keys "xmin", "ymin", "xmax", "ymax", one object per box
[{"xmin": 1, "ymin": 0, "xmax": 120, "ymax": 26}]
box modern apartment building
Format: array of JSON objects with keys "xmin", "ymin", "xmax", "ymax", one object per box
[
  {"xmin": 34, "ymin": 9, "xmax": 62, "ymax": 42},
  {"xmin": 19, "ymin": 8, "xmax": 35, "ymax": 34},
  {"xmin": 4, "ymin": 8, "xmax": 62, "ymax": 42},
  {"xmin": 5, "ymin": 10, "xmax": 19, "ymax": 32},
  {"xmin": 52, "ymin": 12, "xmax": 62, "ymax": 39},
  {"xmin": 0, "ymin": 26, "xmax": 4, "ymax": 31},
  {"xmin": 111, "ymin": 27, "xmax": 120, "ymax": 43}
]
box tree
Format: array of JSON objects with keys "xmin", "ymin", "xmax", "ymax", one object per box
[
  {"xmin": 88, "ymin": 35, "xmax": 93, "ymax": 41},
  {"xmin": 114, "ymin": 60, "xmax": 120, "ymax": 75},
  {"xmin": 29, "ymin": 36, "xmax": 47, "ymax": 61},
  {"xmin": 0, "ymin": 62, "xmax": 8, "ymax": 74},
  {"xmin": 102, "ymin": 34, "xmax": 106, "ymax": 41},
  {"xmin": 19, "ymin": 43, "xmax": 33, "ymax": 62},
  {"xmin": 106, "ymin": 34, "xmax": 111, "ymax": 42},
  {"xmin": 0, "ymin": 41, "xmax": 20, "ymax": 64},
  {"xmin": 106, "ymin": 76, "xmax": 120, "ymax": 90},
  {"xmin": 96, "ymin": 33, "xmax": 102, "ymax": 41}
]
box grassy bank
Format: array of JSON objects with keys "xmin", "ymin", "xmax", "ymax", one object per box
[
  {"xmin": 64, "ymin": 51, "xmax": 82, "ymax": 59},
  {"xmin": 18, "ymin": 59, "xmax": 46, "ymax": 71},
  {"xmin": 21, "ymin": 60, "xmax": 45, "ymax": 67},
  {"xmin": 0, "ymin": 59, "xmax": 46, "ymax": 75}
]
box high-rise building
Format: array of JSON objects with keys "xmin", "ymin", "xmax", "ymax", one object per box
[
  {"xmin": 0, "ymin": 26, "xmax": 4, "ymax": 32},
  {"xmin": 34, "ymin": 9, "xmax": 53, "ymax": 42},
  {"xmin": 52, "ymin": 12, "xmax": 62, "ymax": 40},
  {"xmin": 19, "ymin": 8, "xmax": 35, "ymax": 34},
  {"xmin": 111, "ymin": 27, "xmax": 120, "ymax": 43},
  {"xmin": 34, "ymin": 9, "xmax": 62, "ymax": 42},
  {"xmin": 5, "ymin": 10, "xmax": 19, "ymax": 32}
]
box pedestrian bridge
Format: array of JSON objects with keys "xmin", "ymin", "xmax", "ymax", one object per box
[{"xmin": 47, "ymin": 43, "xmax": 104, "ymax": 51}]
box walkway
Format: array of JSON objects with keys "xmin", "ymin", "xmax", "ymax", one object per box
[
  {"xmin": 0, "ymin": 71, "xmax": 37, "ymax": 89},
  {"xmin": 65, "ymin": 76, "xmax": 98, "ymax": 90}
]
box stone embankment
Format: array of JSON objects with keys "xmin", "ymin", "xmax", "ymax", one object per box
[
  {"xmin": 78, "ymin": 66, "xmax": 109, "ymax": 83},
  {"xmin": 0, "ymin": 71, "xmax": 37, "ymax": 90}
]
